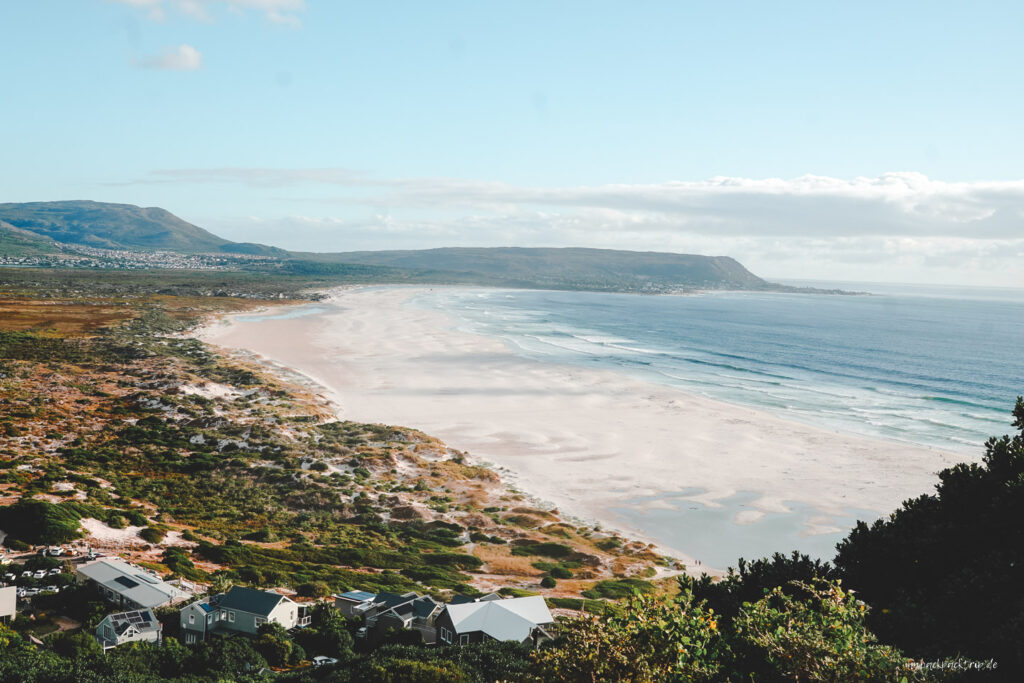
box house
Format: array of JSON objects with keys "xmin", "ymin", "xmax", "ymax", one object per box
[
  {"xmin": 95, "ymin": 609, "xmax": 162, "ymax": 651},
  {"xmin": 76, "ymin": 558, "xmax": 191, "ymax": 610},
  {"xmin": 435, "ymin": 595, "xmax": 553, "ymax": 646},
  {"xmin": 333, "ymin": 590, "xmax": 376, "ymax": 618},
  {"xmin": 0, "ymin": 586, "xmax": 15, "ymax": 623},
  {"xmin": 367, "ymin": 593, "xmax": 442, "ymax": 644},
  {"xmin": 179, "ymin": 586, "xmax": 307, "ymax": 644},
  {"xmin": 336, "ymin": 590, "xmax": 443, "ymax": 644}
]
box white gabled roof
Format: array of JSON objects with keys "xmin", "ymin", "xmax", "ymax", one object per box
[{"xmin": 445, "ymin": 596, "xmax": 553, "ymax": 642}]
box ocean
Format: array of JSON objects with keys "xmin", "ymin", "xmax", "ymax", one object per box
[
  {"xmin": 410, "ymin": 282, "xmax": 1024, "ymax": 454},
  {"xmin": 404, "ymin": 282, "xmax": 1024, "ymax": 565}
]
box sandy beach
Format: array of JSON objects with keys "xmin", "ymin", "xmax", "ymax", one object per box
[{"xmin": 197, "ymin": 286, "xmax": 964, "ymax": 567}]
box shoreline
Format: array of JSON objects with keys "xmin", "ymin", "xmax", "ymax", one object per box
[{"xmin": 196, "ymin": 285, "xmax": 965, "ymax": 570}]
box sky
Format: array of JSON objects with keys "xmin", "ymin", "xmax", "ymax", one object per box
[{"xmin": 2, "ymin": 1, "xmax": 1023, "ymax": 285}]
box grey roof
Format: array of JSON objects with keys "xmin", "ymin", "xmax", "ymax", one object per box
[
  {"xmin": 77, "ymin": 559, "xmax": 189, "ymax": 609},
  {"xmin": 444, "ymin": 596, "xmax": 553, "ymax": 642},
  {"xmin": 216, "ymin": 586, "xmax": 288, "ymax": 617}
]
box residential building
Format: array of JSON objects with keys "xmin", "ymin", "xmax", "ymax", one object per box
[
  {"xmin": 95, "ymin": 609, "xmax": 162, "ymax": 651},
  {"xmin": 0, "ymin": 586, "xmax": 15, "ymax": 623},
  {"xmin": 179, "ymin": 586, "xmax": 308, "ymax": 644},
  {"xmin": 335, "ymin": 590, "xmax": 443, "ymax": 644},
  {"xmin": 435, "ymin": 595, "xmax": 553, "ymax": 646},
  {"xmin": 76, "ymin": 558, "xmax": 190, "ymax": 610},
  {"xmin": 367, "ymin": 592, "xmax": 442, "ymax": 644},
  {"xmin": 333, "ymin": 590, "xmax": 376, "ymax": 617}
]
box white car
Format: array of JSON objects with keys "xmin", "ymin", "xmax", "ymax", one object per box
[
  {"xmin": 3, "ymin": 573, "xmax": 14, "ymax": 582},
  {"xmin": 33, "ymin": 570, "xmax": 47, "ymax": 579},
  {"xmin": 48, "ymin": 568, "xmax": 62, "ymax": 576},
  {"xmin": 311, "ymin": 656, "xmax": 339, "ymax": 667},
  {"xmin": 42, "ymin": 585, "xmax": 59, "ymax": 593},
  {"xmin": 21, "ymin": 570, "xmax": 32, "ymax": 579}
]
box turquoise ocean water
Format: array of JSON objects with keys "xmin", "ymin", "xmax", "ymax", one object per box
[{"xmin": 406, "ymin": 282, "xmax": 1024, "ymax": 566}]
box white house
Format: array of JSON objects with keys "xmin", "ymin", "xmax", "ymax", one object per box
[
  {"xmin": 95, "ymin": 609, "xmax": 162, "ymax": 651},
  {"xmin": 0, "ymin": 586, "xmax": 16, "ymax": 623},
  {"xmin": 435, "ymin": 595, "xmax": 553, "ymax": 646}
]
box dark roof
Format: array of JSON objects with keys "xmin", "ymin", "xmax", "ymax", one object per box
[
  {"xmin": 413, "ymin": 597, "xmax": 439, "ymax": 619},
  {"xmin": 449, "ymin": 592, "xmax": 501, "ymax": 605},
  {"xmin": 217, "ymin": 586, "xmax": 286, "ymax": 617},
  {"xmin": 374, "ymin": 591, "xmax": 419, "ymax": 609}
]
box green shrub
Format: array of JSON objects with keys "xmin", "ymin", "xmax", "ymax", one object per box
[
  {"xmin": 550, "ymin": 565, "xmax": 573, "ymax": 579},
  {"xmin": 540, "ymin": 576, "xmax": 557, "ymax": 588},
  {"xmin": 139, "ymin": 527, "xmax": 166, "ymax": 544},
  {"xmin": 510, "ymin": 541, "xmax": 572, "ymax": 559},
  {"xmin": 0, "ymin": 499, "xmax": 84, "ymax": 544},
  {"xmin": 581, "ymin": 579, "xmax": 655, "ymax": 600}
]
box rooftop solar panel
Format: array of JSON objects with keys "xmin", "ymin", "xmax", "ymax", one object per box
[{"xmin": 114, "ymin": 576, "xmax": 140, "ymax": 589}]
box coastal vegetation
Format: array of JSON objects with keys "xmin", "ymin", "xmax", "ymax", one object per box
[{"xmin": 0, "ymin": 267, "xmax": 1019, "ymax": 680}]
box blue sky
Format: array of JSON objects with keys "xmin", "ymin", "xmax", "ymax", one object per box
[{"xmin": 2, "ymin": 1, "xmax": 1023, "ymax": 285}]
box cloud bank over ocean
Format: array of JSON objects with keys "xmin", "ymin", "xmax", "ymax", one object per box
[{"xmin": 129, "ymin": 169, "xmax": 1024, "ymax": 285}]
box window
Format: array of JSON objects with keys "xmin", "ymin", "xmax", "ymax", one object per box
[
  {"xmin": 188, "ymin": 613, "xmax": 195, "ymax": 624},
  {"xmin": 220, "ymin": 610, "xmax": 226, "ymax": 620},
  {"xmin": 440, "ymin": 627, "xmax": 451, "ymax": 643},
  {"xmin": 207, "ymin": 614, "xmax": 213, "ymax": 624},
  {"xmin": 255, "ymin": 617, "xmax": 265, "ymax": 628},
  {"xmin": 228, "ymin": 611, "xmax": 235, "ymax": 623},
  {"xmin": 460, "ymin": 634, "xmax": 470, "ymax": 645}
]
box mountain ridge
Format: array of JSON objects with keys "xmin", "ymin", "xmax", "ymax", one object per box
[{"xmin": 1, "ymin": 200, "xmax": 793, "ymax": 292}]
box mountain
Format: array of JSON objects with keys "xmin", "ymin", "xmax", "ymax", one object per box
[
  {"xmin": 0, "ymin": 200, "xmax": 788, "ymax": 292},
  {"xmin": 301, "ymin": 247, "xmax": 770, "ymax": 291},
  {"xmin": 0, "ymin": 201, "xmax": 284, "ymax": 256}
]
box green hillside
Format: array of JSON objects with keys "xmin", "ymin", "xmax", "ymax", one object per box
[
  {"xmin": 0, "ymin": 221, "xmax": 60, "ymax": 256},
  {"xmin": 302, "ymin": 246, "xmax": 770, "ymax": 290},
  {"xmin": 0, "ymin": 200, "xmax": 785, "ymax": 292},
  {"xmin": 0, "ymin": 201, "xmax": 283, "ymax": 256}
]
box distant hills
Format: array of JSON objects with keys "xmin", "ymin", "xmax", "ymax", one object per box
[
  {"xmin": 305, "ymin": 247, "xmax": 770, "ymax": 291},
  {"xmin": 0, "ymin": 200, "xmax": 796, "ymax": 292},
  {"xmin": 0, "ymin": 201, "xmax": 285, "ymax": 256}
]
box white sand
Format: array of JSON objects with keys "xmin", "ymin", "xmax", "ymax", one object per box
[
  {"xmin": 197, "ymin": 287, "xmax": 963, "ymax": 562},
  {"xmin": 79, "ymin": 518, "xmax": 146, "ymax": 545}
]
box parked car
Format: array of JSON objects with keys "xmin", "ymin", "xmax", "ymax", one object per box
[
  {"xmin": 311, "ymin": 656, "xmax": 339, "ymax": 667},
  {"xmin": 42, "ymin": 585, "xmax": 59, "ymax": 593},
  {"xmin": 33, "ymin": 570, "xmax": 47, "ymax": 579},
  {"xmin": 20, "ymin": 571, "xmax": 32, "ymax": 579},
  {"xmin": 48, "ymin": 568, "xmax": 62, "ymax": 576},
  {"xmin": 3, "ymin": 573, "xmax": 14, "ymax": 582}
]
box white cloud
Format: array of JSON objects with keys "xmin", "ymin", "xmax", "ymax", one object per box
[
  {"xmin": 108, "ymin": 0, "xmax": 304, "ymax": 26},
  {"xmin": 133, "ymin": 169, "xmax": 1024, "ymax": 285},
  {"xmin": 138, "ymin": 44, "xmax": 203, "ymax": 70},
  {"xmin": 143, "ymin": 169, "xmax": 1024, "ymax": 240}
]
